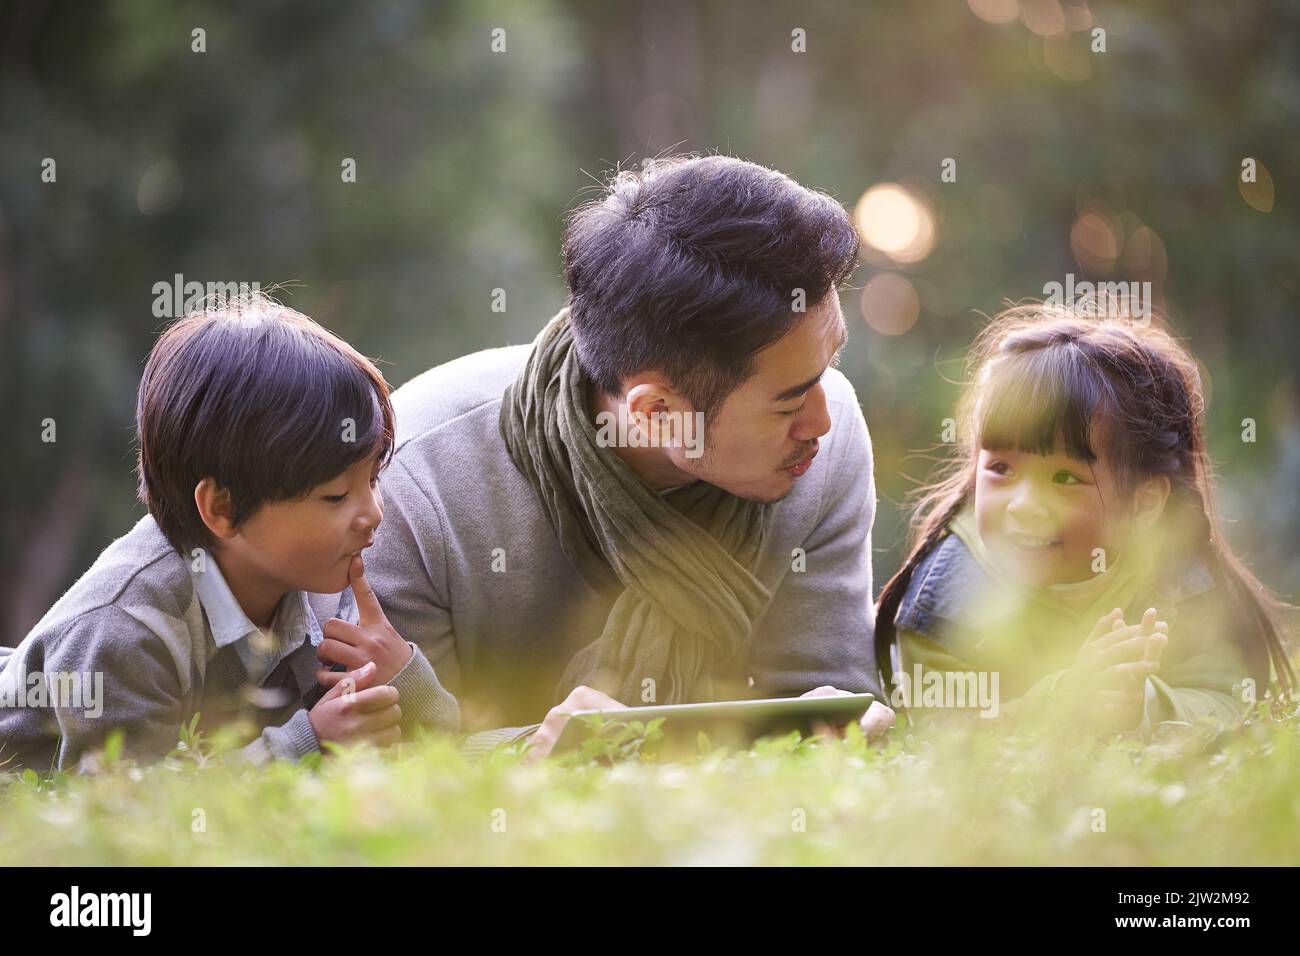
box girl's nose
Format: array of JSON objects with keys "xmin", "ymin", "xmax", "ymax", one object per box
[{"xmin": 1006, "ymin": 487, "xmax": 1051, "ymax": 523}]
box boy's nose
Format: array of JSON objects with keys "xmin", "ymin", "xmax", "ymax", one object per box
[{"xmin": 358, "ymin": 487, "xmax": 384, "ymax": 530}]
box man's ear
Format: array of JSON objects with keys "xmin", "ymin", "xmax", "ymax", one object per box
[
  {"xmin": 1132, "ymin": 474, "xmax": 1171, "ymax": 531},
  {"xmin": 624, "ymin": 377, "xmax": 687, "ymax": 432},
  {"xmin": 194, "ymin": 478, "xmax": 239, "ymax": 542}
]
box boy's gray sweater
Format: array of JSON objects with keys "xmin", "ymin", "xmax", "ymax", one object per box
[
  {"xmin": 0, "ymin": 516, "xmax": 458, "ymax": 773},
  {"xmin": 350, "ymin": 343, "xmax": 881, "ymax": 752}
]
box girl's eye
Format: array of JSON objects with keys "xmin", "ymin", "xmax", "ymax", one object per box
[
  {"xmin": 322, "ymin": 493, "xmax": 347, "ymax": 503},
  {"xmin": 986, "ymin": 460, "xmax": 1011, "ymax": 476},
  {"xmin": 1053, "ymin": 471, "xmax": 1083, "ymax": 486}
]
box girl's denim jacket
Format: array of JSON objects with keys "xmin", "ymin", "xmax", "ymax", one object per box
[{"xmin": 890, "ymin": 531, "xmax": 1268, "ymax": 729}]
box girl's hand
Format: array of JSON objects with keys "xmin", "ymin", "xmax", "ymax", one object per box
[{"xmin": 1063, "ymin": 607, "xmax": 1168, "ymax": 730}]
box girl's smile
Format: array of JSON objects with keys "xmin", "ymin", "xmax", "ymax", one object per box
[{"xmin": 975, "ymin": 445, "xmax": 1125, "ymax": 588}]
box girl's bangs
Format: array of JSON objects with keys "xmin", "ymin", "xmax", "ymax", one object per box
[{"xmin": 973, "ymin": 348, "xmax": 1106, "ymax": 462}]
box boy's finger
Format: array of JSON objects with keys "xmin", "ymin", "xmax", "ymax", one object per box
[
  {"xmin": 350, "ymin": 685, "xmax": 401, "ymax": 714},
  {"xmin": 318, "ymin": 637, "xmax": 367, "ymax": 669},
  {"xmin": 323, "ymin": 616, "xmax": 366, "ymax": 647},
  {"xmin": 315, "ymin": 668, "xmax": 349, "ymax": 688},
  {"xmin": 365, "ymin": 725, "xmax": 403, "ymax": 748},
  {"xmin": 320, "ymin": 661, "xmax": 376, "ymax": 702},
  {"xmin": 356, "ymin": 703, "xmax": 402, "ymax": 732},
  {"xmin": 349, "ymin": 553, "xmax": 387, "ymax": 627}
]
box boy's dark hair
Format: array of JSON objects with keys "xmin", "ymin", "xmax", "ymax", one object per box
[
  {"xmin": 136, "ymin": 293, "xmax": 394, "ymax": 555},
  {"xmin": 561, "ymin": 155, "xmax": 859, "ymax": 416}
]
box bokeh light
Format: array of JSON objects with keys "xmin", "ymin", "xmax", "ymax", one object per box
[
  {"xmin": 1019, "ymin": 0, "xmax": 1067, "ymax": 36},
  {"xmin": 1239, "ymin": 160, "xmax": 1276, "ymax": 213},
  {"xmin": 1043, "ymin": 34, "xmax": 1092, "ymax": 81},
  {"xmin": 859, "ymin": 272, "xmax": 921, "ymax": 336},
  {"xmin": 1069, "ymin": 202, "xmax": 1122, "ymax": 273},
  {"xmin": 854, "ymin": 183, "xmax": 936, "ymax": 265},
  {"xmin": 1121, "ymin": 225, "xmax": 1169, "ymax": 283},
  {"xmin": 966, "ymin": 0, "xmax": 1019, "ymax": 25},
  {"xmin": 136, "ymin": 158, "xmax": 182, "ymax": 216}
]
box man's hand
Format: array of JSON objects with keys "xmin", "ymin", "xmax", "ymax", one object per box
[
  {"xmin": 317, "ymin": 553, "xmax": 414, "ymax": 687},
  {"xmin": 524, "ymin": 685, "xmax": 626, "ymax": 762},
  {"xmin": 800, "ymin": 685, "xmax": 896, "ymax": 742},
  {"xmin": 308, "ymin": 660, "xmax": 403, "ymax": 748}
]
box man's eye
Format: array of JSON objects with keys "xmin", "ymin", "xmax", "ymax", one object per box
[{"xmin": 779, "ymin": 404, "xmax": 805, "ymax": 417}]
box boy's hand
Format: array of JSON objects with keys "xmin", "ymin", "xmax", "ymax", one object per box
[
  {"xmin": 317, "ymin": 553, "xmax": 414, "ymax": 687},
  {"xmin": 308, "ymin": 660, "xmax": 403, "ymax": 748},
  {"xmin": 1064, "ymin": 607, "xmax": 1168, "ymax": 731}
]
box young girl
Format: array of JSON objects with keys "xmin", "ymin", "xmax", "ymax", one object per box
[{"xmin": 874, "ymin": 305, "xmax": 1294, "ymax": 735}]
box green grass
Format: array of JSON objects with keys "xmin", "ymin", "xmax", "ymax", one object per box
[{"xmin": 2, "ymin": 706, "xmax": 1298, "ymax": 866}]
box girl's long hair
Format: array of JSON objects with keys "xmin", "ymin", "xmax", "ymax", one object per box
[{"xmin": 874, "ymin": 303, "xmax": 1294, "ymax": 698}]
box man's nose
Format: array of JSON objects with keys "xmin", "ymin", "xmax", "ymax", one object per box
[{"xmin": 791, "ymin": 383, "xmax": 832, "ymax": 442}]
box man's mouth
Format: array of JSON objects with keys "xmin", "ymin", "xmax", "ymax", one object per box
[{"xmin": 782, "ymin": 445, "xmax": 819, "ymax": 478}]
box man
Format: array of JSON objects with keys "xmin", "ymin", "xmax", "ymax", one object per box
[{"xmin": 362, "ymin": 155, "xmax": 894, "ymax": 756}]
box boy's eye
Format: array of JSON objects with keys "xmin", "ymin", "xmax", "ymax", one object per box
[{"xmin": 322, "ymin": 493, "xmax": 347, "ymax": 503}]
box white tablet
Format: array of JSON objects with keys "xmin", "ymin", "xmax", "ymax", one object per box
[{"xmin": 552, "ymin": 692, "xmax": 876, "ymax": 754}]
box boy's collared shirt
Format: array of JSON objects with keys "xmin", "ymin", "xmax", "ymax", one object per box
[
  {"xmin": 0, "ymin": 515, "xmax": 457, "ymax": 773},
  {"xmin": 188, "ymin": 558, "xmax": 357, "ymax": 690}
]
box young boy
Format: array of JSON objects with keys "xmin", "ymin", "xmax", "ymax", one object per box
[{"xmin": 0, "ymin": 293, "xmax": 458, "ymax": 773}]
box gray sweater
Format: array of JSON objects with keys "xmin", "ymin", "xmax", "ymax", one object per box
[
  {"xmin": 0, "ymin": 515, "xmax": 458, "ymax": 773},
  {"xmin": 348, "ymin": 343, "xmax": 880, "ymax": 752}
]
